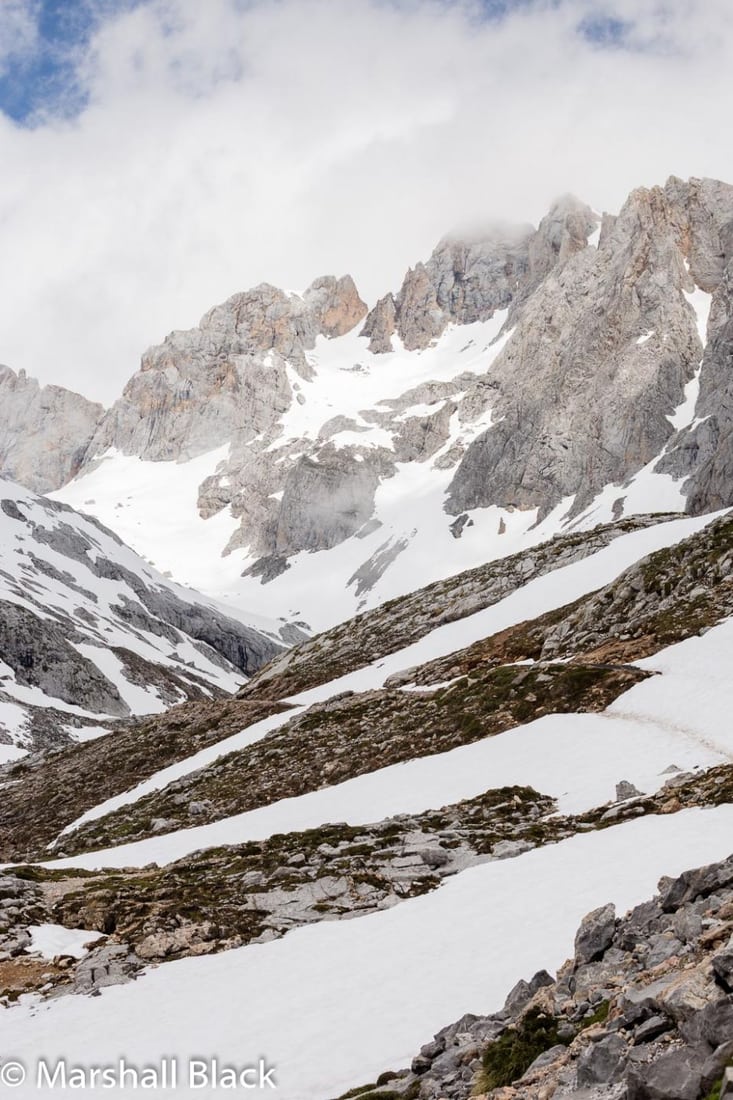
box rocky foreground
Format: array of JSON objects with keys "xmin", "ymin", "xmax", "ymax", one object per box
[
  {"xmin": 4, "ymin": 841, "xmax": 733, "ymax": 1100},
  {"xmin": 339, "ymin": 853, "xmax": 733, "ymax": 1100}
]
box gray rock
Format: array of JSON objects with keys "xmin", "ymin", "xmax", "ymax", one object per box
[
  {"xmin": 673, "ymin": 909, "xmax": 703, "ymax": 945},
  {"xmin": 644, "ymin": 932, "xmax": 684, "ymax": 968},
  {"xmin": 273, "ymin": 448, "xmax": 387, "ymax": 556},
  {"xmin": 575, "ymin": 904, "xmax": 617, "ymax": 967},
  {"xmin": 679, "ymin": 998, "xmax": 733, "ymax": 1048},
  {"xmin": 633, "ymin": 1015, "xmax": 673, "ymax": 1044},
  {"xmin": 626, "ymin": 1045, "xmax": 706, "ymax": 1100},
  {"xmin": 711, "ymin": 947, "xmax": 733, "ymax": 991},
  {"xmin": 576, "ymin": 1033, "xmax": 628, "ymax": 1086},
  {"xmin": 616, "ymin": 780, "xmax": 643, "ymax": 801},
  {"xmin": 502, "ymin": 969, "xmax": 555, "ymax": 1015},
  {"xmin": 447, "ymin": 178, "xmax": 733, "ymax": 520},
  {"xmin": 526, "ymin": 1044, "xmax": 568, "ymax": 1074},
  {"xmin": 492, "ymin": 838, "xmax": 533, "ymax": 860},
  {"xmin": 0, "ymin": 599, "xmax": 129, "ymax": 717},
  {"xmin": 71, "ymin": 943, "xmax": 141, "ymax": 995},
  {"xmin": 0, "ymin": 366, "xmax": 102, "ymax": 494},
  {"xmin": 659, "ymin": 855, "xmax": 733, "ymax": 912}
]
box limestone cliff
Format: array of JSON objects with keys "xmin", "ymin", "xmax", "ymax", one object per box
[{"xmin": 0, "ymin": 366, "xmax": 102, "ymax": 494}]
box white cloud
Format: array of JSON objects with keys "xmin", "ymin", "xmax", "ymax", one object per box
[
  {"xmin": 0, "ymin": 0, "xmax": 40, "ymax": 73},
  {"xmin": 1, "ymin": 0, "xmax": 732, "ymax": 404}
]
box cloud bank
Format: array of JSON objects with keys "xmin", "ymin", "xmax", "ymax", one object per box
[{"xmin": 1, "ymin": 0, "xmax": 732, "ymax": 403}]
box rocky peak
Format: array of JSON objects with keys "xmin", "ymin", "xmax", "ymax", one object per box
[
  {"xmin": 361, "ymin": 221, "xmax": 535, "ymax": 353},
  {"xmin": 302, "ymin": 274, "xmax": 367, "ymax": 338},
  {"xmin": 523, "ymin": 194, "xmax": 599, "ymax": 296},
  {"xmin": 83, "ymin": 274, "xmax": 367, "ymax": 464},
  {"xmin": 0, "ymin": 366, "xmax": 103, "ymax": 495},
  {"xmin": 663, "ymin": 174, "xmax": 733, "ymax": 292},
  {"xmin": 359, "ymin": 291, "xmax": 397, "ymax": 354},
  {"xmin": 446, "ymin": 176, "xmax": 733, "ymax": 520},
  {"xmin": 360, "ymin": 200, "xmax": 601, "ymax": 357}
]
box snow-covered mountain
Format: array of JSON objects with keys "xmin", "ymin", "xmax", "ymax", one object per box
[
  {"xmin": 4, "ymin": 175, "xmax": 733, "ymax": 1100},
  {"xmin": 0, "ymin": 477, "xmax": 295, "ymax": 753},
  {"xmin": 0, "ymin": 176, "xmax": 717, "ymax": 631}
]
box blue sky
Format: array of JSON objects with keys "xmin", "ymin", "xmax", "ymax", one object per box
[
  {"xmin": 0, "ymin": 0, "xmax": 639, "ymax": 125},
  {"xmin": 0, "ymin": 0, "xmax": 143, "ymax": 121}
]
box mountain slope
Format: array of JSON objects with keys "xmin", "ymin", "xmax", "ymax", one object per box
[
  {"xmin": 0, "ymin": 477, "xmax": 293, "ymax": 752},
  {"xmin": 1, "ymin": 506, "xmax": 733, "ymax": 1098},
  {"xmin": 3, "ymin": 176, "xmax": 733, "ymax": 1100}
]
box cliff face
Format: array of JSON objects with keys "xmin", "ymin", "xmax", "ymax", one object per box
[
  {"xmin": 0, "ymin": 366, "xmax": 102, "ymax": 494},
  {"xmin": 447, "ymin": 178, "xmax": 733, "ymax": 518},
  {"xmin": 83, "ymin": 274, "xmax": 368, "ymax": 464}
]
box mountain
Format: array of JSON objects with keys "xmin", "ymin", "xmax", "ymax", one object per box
[
  {"xmin": 4, "ymin": 175, "xmax": 733, "ymax": 1100},
  {"xmin": 3, "ymin": 175, "xmax": 723, "ymax": 634},
  {"xmin": 0, "ymin": 476, "xmax": 296, "ymax": 753}
]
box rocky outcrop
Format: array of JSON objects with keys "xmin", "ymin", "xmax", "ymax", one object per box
[
  {"xmin": 360, "ymin": 292, "xmax": 397, "ymax": 353},
  {"xmin": 361, "ymin": 223, "xmax": 535, "ymax": 353},
  {"xmin": 447, "ymin": 177, "xmax": 733, "ymax": 518},
  {"xmin": 0, "ymin": 600, "xmax": 128, "ymax": 717},
  {"xmin": 302, "ymin": 274, "xmax": 367, "ymax": 338},
  {"xmin": 90, "ymin": 554, "xmax": 285, "ymax": 673},
  {"xmin": 84, "ymin": 276, "xmax": 366, "ymax": 465},
  {"xmin": 348, "ymin": 852, "xmax": 733, "ymax": 1100},
  {"xmin": 273, "ymin": 446, "xmax": 390, "ymax": 555},
  {"xmin": 0, "ymin": 367, "xmax": 102, "ymax": 494},
  {"xmin": 519, "ymin": 194, "xmax": 599, "ymax": 303},
  {"xmin": 0, "ymin": 871, "xmax": 140, "ymax": 1004}
]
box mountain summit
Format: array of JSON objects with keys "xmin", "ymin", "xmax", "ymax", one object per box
[{"xmin": 2, "ymin": 176, "xmax": 733, "ymax": 633}]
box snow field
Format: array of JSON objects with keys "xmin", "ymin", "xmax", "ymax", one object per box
[{"xmin": 6, "ymin": 808, "xmax": 733, "ymax": 1099}]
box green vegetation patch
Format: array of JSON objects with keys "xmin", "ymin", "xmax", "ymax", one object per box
[{"xmin": 476, "ymin": 1007, "xmax": 565, "ymax": 1092}]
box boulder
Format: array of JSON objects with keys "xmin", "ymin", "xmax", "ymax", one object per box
[{"xmin": 574, "ymin": 903, "xmax": 617, "ymax": 966}]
